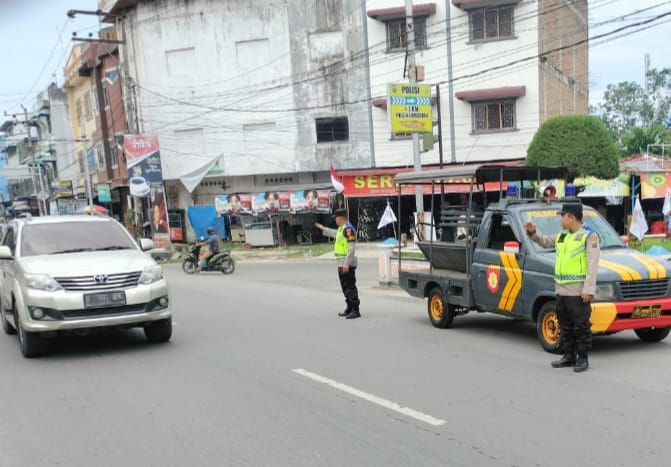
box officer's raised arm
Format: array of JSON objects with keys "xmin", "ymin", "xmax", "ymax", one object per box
[{"xmin": 525, "ymin": 221, "xmax": 557, "ymax": 248}]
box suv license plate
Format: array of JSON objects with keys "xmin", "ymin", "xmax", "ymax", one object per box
[
  {"xmin": 84, "ymin": 292, "xmax": 126, "ymax": 309},
  {"xmin": 631, "ymin": 305, "xmax": 662, "ymax": 319}
]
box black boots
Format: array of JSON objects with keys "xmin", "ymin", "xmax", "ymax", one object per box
[
  {"xmin": 551, "ymin": 353, "xmax": 589, "ymax": 372},
  {"xmin": 573, "ymin": 353, "xmax": 589, "ymax": 373},
  {"xmin": 551, "ymin": 354, "xmax": 576, "ymax": 368},
  {"xmin": 338, "ymin": 309, "xmax": 350, "ymax": 317}
]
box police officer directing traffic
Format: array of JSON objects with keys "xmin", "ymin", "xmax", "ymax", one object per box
[
  {"xmin": 524, "ymin": 203, "xmax": 600, "ymax": 372},
  {"xmin": 315, "ymin": 209, "xmax": 361, "ymax": 319}
]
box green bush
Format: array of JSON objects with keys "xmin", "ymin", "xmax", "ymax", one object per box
[{"xmin": 526, "ymin": 115, "xmax": 620, "ymax": 179}]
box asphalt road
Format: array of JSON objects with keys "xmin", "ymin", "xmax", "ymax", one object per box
[{"xmin": 1, "ymin": 259, "xmax": 671, "ymax": 467}]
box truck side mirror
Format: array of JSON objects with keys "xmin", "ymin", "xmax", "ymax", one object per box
[{"xmin": 504, "ymin": 241, "xmax": 520, "ymax": 255}]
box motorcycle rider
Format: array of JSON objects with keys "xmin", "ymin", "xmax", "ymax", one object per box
[{"xmin": 196, "ymin": 226, "xmax": 220, "ymax": 272}]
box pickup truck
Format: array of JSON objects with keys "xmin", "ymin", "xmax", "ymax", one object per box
[{"xmin": 394, "ymin": 165, "xmax": 671, "ymax": 352}]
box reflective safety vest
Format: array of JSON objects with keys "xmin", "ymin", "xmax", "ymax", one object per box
[
  {"xmin": 555, "ymin": 228, "xmax": 589, "ymax": 284},
  {"xmin": 334, "ymin": 223, "xmax": 354, "ymax": 258}
]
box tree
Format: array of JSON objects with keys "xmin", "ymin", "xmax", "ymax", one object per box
[
  {"xmin": 526, "ymin": 115, "xmax": 620, "ymax": 179},
  {"xmin": 620, "ymin": 124, "xmax": 671, "ymax": 156},
  {"xmin": 596, "ymin": 68, "xmax": 671, "ymax": 137}
]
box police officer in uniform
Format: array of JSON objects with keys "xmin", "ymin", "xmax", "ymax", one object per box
[
  {"xmin": 524, "ymin": 203, "xmax": 600, "ymax": 372},
  {"xmin": 315, "ymin": 209, "xmax": 360, "ymax": 319}
]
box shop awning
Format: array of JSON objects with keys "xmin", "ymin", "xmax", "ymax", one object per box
[
  {"xmin": 367, "ymin": 3, "xmax": 437, "ymax": 20},
  {"xmin": 575, "ymin": 176, "xmax": 630, "ymax": 198},
  {"xmin": 452, "ymin": 0, "xmax": 520, "ymax": 9},
  {"xmin": 455, "ymin": 86, "xmax": 526, "ymax": 102}
]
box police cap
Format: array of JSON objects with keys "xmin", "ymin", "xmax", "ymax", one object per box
[{"xmin": 559, "ymin": 203, "xmax": 582, "ymax": 220}]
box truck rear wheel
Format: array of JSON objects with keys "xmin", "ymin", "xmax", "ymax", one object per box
[
  {"xmin": 634, "ymin": 326, "xmax": 671, "ymax": 343},
  {"xmin": 537, "ymin": 302, "xmax": 561, "ymax": 353},
  {"xmin": 427, "ymin": 287, "xmax": 455, "ymax": 329}
]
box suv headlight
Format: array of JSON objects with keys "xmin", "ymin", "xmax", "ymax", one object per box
[
  {"xmin": 139, "ymin": 265, "xmax": 164, "ymax": 285},
  {"xmin": 24, "ymin": 274, "xmax": 63, "ymax": 292},
  {"xmin": 594, "ymin": 283, "xmax": 616, "ymax": 301}
]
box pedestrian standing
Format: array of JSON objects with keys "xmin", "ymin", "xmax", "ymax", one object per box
[
  {"xmin": 524, "ymin": 203, "xmax": 600, "ymax": 372},
  {"xmin": 315, "ymin": 209, "xmax": 361, "ymax": 319}
]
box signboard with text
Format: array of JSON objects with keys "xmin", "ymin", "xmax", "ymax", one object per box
[
  {"xmin": 124, "ymin": 135, "xmax": 170, "ymax": 248},
  {"xmin": 388, "ymin": 83, "xmax": 433, "ymax": 134}
]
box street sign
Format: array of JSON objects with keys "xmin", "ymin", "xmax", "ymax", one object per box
[
  {"xmin": 37, "ymin": 191, "xmax": 50, "ymax": 202},
  {"xmin": 388, "ymin": 83, "xmax": 433, "ymax": 133}
]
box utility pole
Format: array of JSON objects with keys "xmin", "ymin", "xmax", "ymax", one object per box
[
  {"xmin": 406, "ymin": 0, "xmax": 423, "ymax": 216},
  {"xmin": 19, "ymin": 106, "xmax": 46, "ymax": 216},
  {"xmin": 445, "ymin": 0, "xmax": 457, "ymax": 163}
]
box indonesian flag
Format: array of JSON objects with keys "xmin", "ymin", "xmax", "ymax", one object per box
[{"xmin": 330, "ymin": 165, "xmax": 344, "ymax": 193}]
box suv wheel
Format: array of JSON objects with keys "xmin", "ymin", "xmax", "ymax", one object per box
[
  {"xmin": 537, "ymin": 301, "xmax": 562, "ymax": 353},
  {"xmin": 634, "ymin": 326, "xmax": 671, "ymax": 343},
  {"xmin": 16, "ymin": 311, "xmax": 49, "ymax": 358},
  {"xmin": 144, "ymin": 318, "xmax": 173, "ymax": 343}
]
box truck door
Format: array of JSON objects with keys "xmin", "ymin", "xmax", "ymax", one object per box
[{"xmin": 472, "ymin": 213, "xmax": 526, "ymax": 315}]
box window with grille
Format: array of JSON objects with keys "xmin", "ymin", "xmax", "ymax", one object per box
[
  {"xmin": 472, "ymin": 101, "xmax": 516, "ymax": 132},
  {"xmin": 386, "ymin": 17, "xmax": 427, "ymax": 51},
  {"xmin": 103, "ymin": 87, "xmax": 110, "ymax": 108},
  {"xmin": 109, "ymin": 137, "xmax": 118, "ymax": 166},
  {"xmin": 96, "ymin": 142, "xmax": 105, "ymax": 169},
  {"xmin": 316, "ymin": 117, "xmax": 349, "ymax": 143},
  {"xmin": 469, "ymin": 5, "xmax": 514, "ymax": 41},
  {"xmin": 84, "ymin": 93, "xmax": 93, "ymax": 120}
]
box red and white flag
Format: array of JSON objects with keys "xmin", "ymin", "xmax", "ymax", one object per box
[{"xmin": 330, "ymin": 165, "xmax": 344, "ymax": 193}]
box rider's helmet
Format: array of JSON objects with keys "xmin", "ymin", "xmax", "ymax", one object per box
[
  {"xmin": 199, "ymin": 236, "xmax": 205, "ymax": 242},
  {"xmin": 206, "ymin": 227, "xmax": 215, "ymax": 235}
]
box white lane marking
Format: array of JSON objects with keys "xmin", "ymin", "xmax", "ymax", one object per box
[{"xmin": 292, "ymin": 368, "xmax": 446, "ymax": 427}]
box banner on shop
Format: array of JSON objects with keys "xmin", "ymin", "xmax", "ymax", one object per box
[
  {"xmin": 124, "ymin": 135, "xmax": 170, "ymax": 248},
  {"xmin": 341, "ymin": 174, "xmax": 506, "ymax": 197},
  {"xmin": 215, "ymin": 190, "xmax": 332, "ymax": 215},
  {"xmin": 641, "ymin": 173, "xmax": 671, "ymax": 199}
]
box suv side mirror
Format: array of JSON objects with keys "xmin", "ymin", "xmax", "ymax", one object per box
[
  {"xmin": 0, "ymin": 245, "xmax": 13, "ymax": 260},
  {"xmin": 139, "ymin": 238, "xmax": 155, "ymax": 252}
]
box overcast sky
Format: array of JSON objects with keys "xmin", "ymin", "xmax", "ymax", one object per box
[{"xmin": 0, "ymin": 0, "xmax": 669, "ymax": 114}]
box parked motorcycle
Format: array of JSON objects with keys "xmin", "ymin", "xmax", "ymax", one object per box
[{"xmin": 182, "ymin": 244, "xmax": 235, "ymax": 275}]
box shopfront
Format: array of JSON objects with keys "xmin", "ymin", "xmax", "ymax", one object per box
[
  {"xmin": 339, "ymin": 160, "xmax": 524, "ymax": 241},
  {"xmin": 212, "ymin": 187, "xmax": 338, "ymax": 247}
]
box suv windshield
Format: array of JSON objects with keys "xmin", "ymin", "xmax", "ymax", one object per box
[
  {"xmin": 20, "ymin": 221, "xmax": 138, "ymax": 257},
  {"xmin": 520, "ymin": 207, "xmax": 625, "ymax": 249}
]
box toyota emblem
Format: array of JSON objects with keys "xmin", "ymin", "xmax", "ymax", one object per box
[{"xmin": 94, "ymin": 274, "xmax": 109, "ymax": 284}]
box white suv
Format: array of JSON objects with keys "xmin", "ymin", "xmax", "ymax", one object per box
[{"xmin": 0, "ymin": 215, "xmax": 172, "ymax": 357}]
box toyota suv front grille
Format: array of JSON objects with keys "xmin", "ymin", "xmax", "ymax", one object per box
[{"xmin": 54, "ymin": 271, "xmax": 142, "ymax": 291}]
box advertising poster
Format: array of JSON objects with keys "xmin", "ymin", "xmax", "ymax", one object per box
[
  {"xmin": 251, "ymin": 192, "xmax": 291, "ymax": 214},
  {"xmin": 215, "ymin": 193, "xmax": 253, "ymax": 215},
  {"xmin": 124, "ymin": 135, "xmax": 170, "ymax": 248},
  {"xmin": 290, "ymin": 190, "xmax": 319, "ymax": 212},
  {"xmin": 217, "ymin": 190, "xmax": 333, "ymax": 215}
]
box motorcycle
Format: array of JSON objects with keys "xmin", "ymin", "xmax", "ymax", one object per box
[{"xmin": 182, "ymin": 244, "xmax": 235, "ymax": 275}]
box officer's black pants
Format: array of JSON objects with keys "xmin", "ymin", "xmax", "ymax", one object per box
[
  {"xmin": 338, "ymin": 266, "xmax": 360, "ymax": 313},
  {"xmin": 557, "ymin": 295, "xmax": 592, "ymax": 354}
]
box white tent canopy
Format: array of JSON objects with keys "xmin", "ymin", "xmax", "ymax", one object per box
[{"xmin": 161, "ymin": 154, "xmax": 219, "ymax": 193}]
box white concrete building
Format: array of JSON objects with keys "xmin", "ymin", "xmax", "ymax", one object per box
[
  {"xmin": 101, "ymin": 0, "xmax": 374, "ymax": 211},
  {"xmin": 364, "ymin": 0, "xmax": 588, "ymax": 167}
]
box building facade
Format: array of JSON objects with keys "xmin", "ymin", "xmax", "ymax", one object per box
[
  {"xmin": 364, "ymin": 0, "xmax": 588, "ymax": 167},
  {"xmin": 64, "ymin": 43, "xmax": 99, "ymax": 195},
  {"xmin": 101, "ymin": 0, "xmax": 373, "ymax": 213}
]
